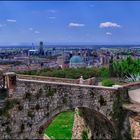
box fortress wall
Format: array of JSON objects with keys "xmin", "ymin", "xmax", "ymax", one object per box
[
  {"xmin": 0, "ymin": 73, "xmax": 130, "ymax": 139},
  {"xmin": 17, "ymin": 74, "xmax": 97, "ymax": 85},
  {"xmin": 17, "ymin": 74, "xmax": 78, "ymax": 84}
]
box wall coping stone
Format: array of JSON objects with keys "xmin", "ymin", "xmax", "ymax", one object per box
[{"xmin": 17, "ymin": 78, "xmax": 120, "ymax": 90}]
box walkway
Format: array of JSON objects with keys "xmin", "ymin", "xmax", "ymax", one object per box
[{"xmin": 128, "ymin": 88, "xmax": 140, "ymax": 104}]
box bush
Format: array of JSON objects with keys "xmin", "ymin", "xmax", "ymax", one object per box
[
  {"xmin": 17, "ymin": 105, "xmax": 23, "ymax": 111},
  {"xmin": 0, "ymin": 99, "xmax": 19, "ymax": 117},
  {"xmin": 102, "ymin": 79, "xmax": 114, "ymax": 87},
  {"xmin": 0, "ymin": 88, "xmax": 8, "ymax": 100},
  {"xmin": 47, "ymin": 88, "xmax": 56, "ymax": 97},
  {"xmin": 24, "ymin": 92, "xmax": 32, "ymax": 101},
  {"xmin": 35, "ymin": 104, "xmax": 40, "ymax": 110},
  {"xmin": 99, "ymin": 67, "xmax": 109, "ymax": 78},
  {"xmin": 18, "ymin": 67, "xmax": 101, "ymax": 79},
  {"xmin": 5, "ymin": 126, "xmax": 11, "ymax": 134},
  {"xmin": 81, "ymin": 130, "xmax": 88, "ymax": 140},
  {"xmin": 27, "ymin": 111, "xmax": 34, "ymax": 118},
  {"xmin": 109, "ymin": 56, "xmax": 140, "ymax": 78},
  {"xmin": 20, "ymin": 124, "xmax": 25, "ymax": 133},
  {"xmin": 36, "ymin": 89, "xmax": 43, "ymax": 99}
]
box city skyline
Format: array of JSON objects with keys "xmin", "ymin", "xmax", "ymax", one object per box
[{"xmin": 0, "ymin": 1, "xmax": 140, "ymax": 45}]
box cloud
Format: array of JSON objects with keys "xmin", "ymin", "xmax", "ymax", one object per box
[
  {"xmin": 0, "ymin": 24, "xmax": 6, "ymax": 28},
  {"xmin": 106, "ymin": 32, "xmax": 112, "ymax": 35},
  {"xmin": 48, "ymin": 16, "xmax": 56, "ymax": 19},
  {"xmin": 32, "ymin": 9, "xmax": 57, "ymax": 14},
  {"xmin": 29, "ymin": 28, "xmax": 33, "ymax": 31},
  {"xmin": 7, "ymin": 19, "xmax": 16, "ymax": 23},
  {"xmin": 47, "ymin": 9, "xmax": 57, "ymax": 13},
  {"xmin": 100, "ymin": 22, "xmax": 121, "ymax": 28},
  {"xmin": 89, "ymin": 4, "xmax": 94, "ymax": 7},
  {"xmin": 34, "ymin": 31, "xmax": 40, "ymax": 34},
  {"xmin": 69, "ymin": 22, "xmax": 85, "ymax": 27}
]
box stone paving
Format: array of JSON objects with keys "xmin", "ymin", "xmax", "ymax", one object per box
[{"xmin": 129, "ymin": 89, "xmax": 140, "ymax": 104}]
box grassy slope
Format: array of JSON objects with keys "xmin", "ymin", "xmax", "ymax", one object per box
[{"xmin": 44, "ymin": 111, "xmax": 74, "ymax": 139}]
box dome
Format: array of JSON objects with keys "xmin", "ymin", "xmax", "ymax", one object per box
[{"xmin": 70, "ymin": 55, "xmax": 83, "ymax": 64}]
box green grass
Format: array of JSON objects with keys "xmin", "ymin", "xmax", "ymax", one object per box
[{"xmin": 44, "ymin": 111, "xmax": 74, "ymax": 139}]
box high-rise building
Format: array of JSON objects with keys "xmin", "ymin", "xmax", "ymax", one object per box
[{"xmin": 38, "ymin": 41, "xmax": 44, "ymax": 56}]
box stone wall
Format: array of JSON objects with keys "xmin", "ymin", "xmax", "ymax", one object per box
[
  {"xmin": 0, "ymin": 74, "xmax": 130, "ymax": 139},
  {"xmin": 79, "ymin": 107, "xmax": 117, "ymax": 139},
  {"xmin": 129, "ymin": 114, "xmax": 140, "ymax": 139},
  {"xmin": 123, "ymin": 81, "xmax": 140, "ymax": 90},
  {"xmin": 17, "ymin": 74, "xmax": 78, "ymax": 84},
  {"xmin": 72, "ymin": 108, "xmax": 91, "ymax": 139},
  {"xmin": 17, "ymin": 74, "xmax": 97, "ymax": 85}
]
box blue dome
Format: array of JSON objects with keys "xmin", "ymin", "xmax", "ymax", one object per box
[{"xmin": 70, "ymin": 55, "xmax": 83, "ymax": 64}]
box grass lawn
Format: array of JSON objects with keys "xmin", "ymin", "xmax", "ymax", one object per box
[{"xmin": 44, "ymin": 110, "xmax": 74, "ymax": 139}]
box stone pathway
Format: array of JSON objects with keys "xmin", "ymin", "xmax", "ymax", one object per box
[
  {"xmin": 128, "ymin": 89, "xmax": 140, "ymax": 104},
  {"xmin": 43, "ymin": 134, "xmax": 50, "ymax": 140},
  {"xmin": 123, "ymin": 103, "xmax": 140, "ymax": 113}
]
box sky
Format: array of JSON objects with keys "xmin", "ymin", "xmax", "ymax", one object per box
[{"xmin": 0, "ymin": 1, "xmax": 140, "ymax": 45}]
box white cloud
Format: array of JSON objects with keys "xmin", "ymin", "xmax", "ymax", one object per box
[
  {"xmin": 106, "ymin": 32, "xmax": 112, "ymax": 35},
  {"xmin": 89, "ymin": 4, "xmax": 94, "ymax": 7},
  {"xmin": 0, "ymin": 24, "xmax": 4, "ymax": 27},
  {"xmin": 48, "ymin": 9, "xmax": 56, "ymax": 13},
  {"xmin": 0, "ymin": 24, "xmax": 6, "ymax": 28},
  {"xmin": 34, "ymin": 31, "xmax": 40, "ymax": 34},
  {"xmin": 100, "ymin": 22, "xmax": 121, "ymax": 28},
  {"xmin": 48, "ymin": 16, "xmax": 56, "ymax": 19},
  {"xmin": 69, "ymin": 22, "xmax": 85, "ymax": 27},
  {"xmin": 7, "ymin": 19, "xmax": 16, "ymax": 23},
  {"xmin": 29, "ymin": 28, "xmax": 33, "ymax": 31}
]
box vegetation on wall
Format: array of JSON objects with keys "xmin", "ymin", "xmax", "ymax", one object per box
[
  {"xmin": 35, "ymin": 89, "xmax": 43, "ymax": 99},
  {"xmin": 24, "ymin": 92, "xmax": 32, "ymax": 101},
  {"xmin": 81, "ymin": 130, "xmax": 89, "ymax": 140},
  {"xmin": 20, "ymin": 124, "xmax": 25, "ymax": 133},
  {"xmin": 111, "ymin": 91, "xmax": 131, "ymax": 139},
  {"xmin": 102, "ymin": 79, "xmax": 114, "ymax": 87},
  {"xmin": 99, "ymin": 95, "xmax": 107, "ymax": 106},
  {"xmin": 5, "ymin": 126, "xmax": 11, "ymax": 134},
  {"xmin": 0, "ymin": 88, "xmax": 8, "ymax": 100},
  {"xmin": 46, "ymin": 88, "xmax": 56, "ymax": 97},
  {"xmin": 0, "ymin": 99, "xmax": 19, "ymax": 117},
  {"xmin": 17, "ymin": 104, "xmax": 23, "ymax": 111},
  {"xmin": 27, "ymin": 110, "xmax": 35, "ymax": 118}
]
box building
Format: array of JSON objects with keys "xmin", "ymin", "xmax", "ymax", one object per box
[
  {"xmin": 28, "ymin": 49, "xmax": 38, "ymax": 56},
  {"xmin": 69, "ymin": 55, "xmax": 85, "ymax": 68},
  {"xmin": 38, "ymin": 41, "xmax": 44, "ymax": 56}
]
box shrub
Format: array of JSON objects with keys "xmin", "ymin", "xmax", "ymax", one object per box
[
  {"xmin": 17, "ymin": 105, "xmax": 23, "ymax": 111},
  {"xmin": 99, "ymin": 95, "xmax": 106, "ymax": 106},
  {"xmin": 47, "ymin": 88, "xmax": 56, "ymax": 97},
  {"xmin": 99, "ymin": 67, "xmax": 109, "ymax": 78},
  {"xmin": 5, "ymin": 126, "xmax": 11, "ymax": 134},
  {"xmin": 35, "ymin": 104, "xmax": 40, "ymax": 110},
  {"xmin": 27, "ymin": 111, "xmax": 34, "ymax": 118},
  {"xmin": 36, "ymin": 89, "xmax": 43, "ymax": 99},
  {"xmin": 78, "ymin": 110, "xmax": 83, "ymax": 117},
  {"xmin": 102, "ymin": 79, "xmax": 114, "ymax": 87},
  {"xmin": 81, "ymin": 130, "xmax": 88, "ymax": 140},
  {"xmin": 24, "ymin": 92, "xmax": 32, "ymax": 101},
  {"xmin": 20, "ymin": 124, "xmax": 25, "ymax": 133},
  {"xmin": 0, "ymin": 99, "xmax": 19, "ymax": 117},
  {"xmin": 0, "ymin": 88, "xmax": 8, "ymax": 100}
]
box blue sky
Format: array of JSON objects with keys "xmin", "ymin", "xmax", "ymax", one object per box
[{"xmin": 0, "ymin": 1, "xmax": 140, "ymax": 45}]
